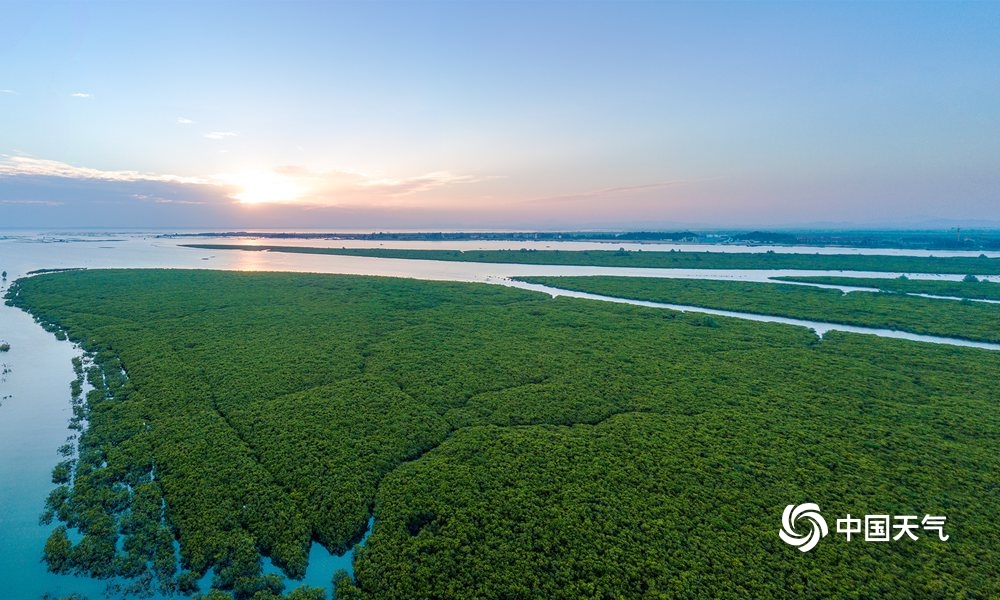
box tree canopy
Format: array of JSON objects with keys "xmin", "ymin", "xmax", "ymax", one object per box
[{"xmin": 7, "ymin": 269, "xmax": 1000, "ymax": 598}]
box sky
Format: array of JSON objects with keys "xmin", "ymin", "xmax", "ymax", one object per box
[{"xmin": 1, "ymin": 1, "xmax": 998, "ymax": 231}]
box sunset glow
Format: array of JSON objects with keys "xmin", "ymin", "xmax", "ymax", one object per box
[
  {"xmin": 216, "ymin": 171, "xmax": 310, "ymax": 205},
  {"xmin": 0, "ymin": 2, "xmax": 997, "ymax": 229}
]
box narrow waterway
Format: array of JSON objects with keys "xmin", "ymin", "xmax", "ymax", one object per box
[
  {"xmin": 0, "ymin": 282, "xmax": 112, "ymax": 599},
  {"xmin": 495, "ymin": 278, "xmax": 1000, "ymax": 351},
  {"xmin": 1, "ymin": 232, "xmax": 998, "ymax": 599}
]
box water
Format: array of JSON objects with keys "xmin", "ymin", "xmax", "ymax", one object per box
[
  {"xmin": 149, "ymin": 231, "xmax": 1000, "ymax": 257},
  {"xmin": 500, "ymin": 279, "xmax": 1000, "ymax": 352},
  {"xmin": 260, "ymin": 518, "xmax": 373, "ymax": 590},
  {"xmin": 762, "ymin": 280, "xmax": 1000, "ymax": 305},
  {"xmin": 1, "ymin": 232, "xmax": 997, "ymax": 599},
  {"xmin": 0, "ymin": 237, "xmax": 383, "ymax": 599},
  {"xmin": 0, "ymin": 286, "xmax": 111, "ymax": 599},
  {"xmin": 907, "ymin": 292, "xmax": 1000, "ymax": 305}
]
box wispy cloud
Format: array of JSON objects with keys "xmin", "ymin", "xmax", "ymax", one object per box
[
  {"xmin": 528, "ymin": 178, "xmax": 725, "ymax": 205},
  {"xmin": 131, "ymin": 193, "xmax": 205, "ymax": 205},
  {"xmin": 360, "ymin": 171, "xmax": 483, "ymax": 197},
  {"xmin": 203, "ymin": 131, "xmax": 237, "ymax": 140},
  {"xmin": 70, "ymin": 92, "xmax": 92, "ymax": 99},
  {"xmin": 0, "ymin": 155, "xmax": 207, "ymax": 185},
  {"xmin": 176, "ymin": 117, "xmax": 195, "ymax": 125},
  {"xmin": 0, "ymin": 156, "xmax": 236, "ymax": 227},
  {"xmin": 214, "ymin": 166, "xmax": 488, "ymax": 206},
  {"xmin": 0, "ymin": 89, "xmax": 15, "ymax": 95},
  {"xmin": 300, "ymin": 168, "xmax": 489, "ymax": 204},
  {"xmin": 0, "ymin": 199, "xmax": 64, "ymax": 206},
  {"xmin": 0, "ymin": 154, "xmax": 485, "ymax": 213}
]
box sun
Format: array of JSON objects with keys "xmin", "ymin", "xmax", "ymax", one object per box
[{"xmin": 215, "ymin": 170, "xmax": 308, "ymax": 205}]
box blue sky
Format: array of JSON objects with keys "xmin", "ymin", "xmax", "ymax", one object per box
[{"xmin": 1, "ymin": 1, "xmax": 998, "ymax": 230}]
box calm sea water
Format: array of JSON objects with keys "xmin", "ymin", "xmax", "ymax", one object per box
[{"xmin": 0, "ymin": 232, "xmax": 995, "ymax": 599}]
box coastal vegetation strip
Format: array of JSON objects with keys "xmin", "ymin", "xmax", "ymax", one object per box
[
  {"xmin": 516, "ymin": 276, "xmax": 1000, "ymax": 343},
  {"xmin": 774, "ymin": 275, "xmax": 1000, "ymax": 300},
  {"xmin": 180, "ymin": 243, "xmax": 1000, "ymax": 274},
  {"xmin": 7, "ymin": 269, "xmax": 1000, "ymax": 598},
  {"xmin": 170, "ymin": 229, "xmax": 1000, "ymax": 251}
]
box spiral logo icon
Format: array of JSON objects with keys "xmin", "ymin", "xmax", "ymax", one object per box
[{"xmin": 779, "ymin": 503, "xmax": 828, "ymax": 552}]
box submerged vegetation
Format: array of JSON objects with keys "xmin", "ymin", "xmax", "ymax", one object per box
[
  {"xmin": 6, "ymin": 269, "xmax": 1000, "ymax": 598},
  {"xmin": 517, "ymin": 275, "xmax": 1000, "ymax": 343},
  {"xmin": 774, "ymin": 274, "xmax": 1000, "ymax": 301},
  {"xmin": 181, "ymin": 243, "xmax": 1000, "ymax": 274}
]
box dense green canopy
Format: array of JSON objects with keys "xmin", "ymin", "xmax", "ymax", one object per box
[
  {"xmin": 7, "ymin": 269, "xmax": 1000, "ymax": 599},
  {"xmin": 774, "ymin": 275, "xmax": 1000, "ymax": 300},
  {"xmin": 181, "ymin": 244, "xmax": 1000, "ymax": 274},
  {"xmin": 517, "ymin": 275, "xmax": 1000, "ymax": 343}
]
